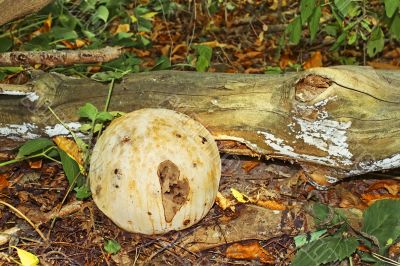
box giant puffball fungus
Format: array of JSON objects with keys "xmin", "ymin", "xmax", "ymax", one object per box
[{"xmin": 89, "ymin": 108, "xmax": 221, "ymax": 234}]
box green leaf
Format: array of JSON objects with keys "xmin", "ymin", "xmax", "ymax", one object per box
[
  {"xmin": 384, "ymin": 0, "xmax": 400, "ymax": 17},
  {"xmin": 348, "ymin": 32, "xmax": 357, "ymax": 45},
  {"xmin": 362, "ymin": 199, "xmax": 400, "ymax": 248},
  {"xmin": 59, "ymin": 149, "xmax": 81, "ymax": 185},
  {"xmin": 334, "ymin": 0, "xmax": 359, "ymax": 17},
  {"xmin": 294, "ymin": 229, "xmax": 327, "ymax": 248},
  {"xmin": 292, "ymin": 236, "xmax": 359, "ymax": 266},
  {"xmin": 195, "ymin": 45, "xmax": 213, "ymax": 72},
  {"xmin": 91, "ymin": 71, "xmax": 127, "ymax": 82},
  {"xmin": 50, "ymin": 26, "xmax": 78, "ymax": 40},
  {"xmin": 104, "ymin": 239, "xmax": 121, "ymax": 254},
  {"xmin": 367, "ymin": 27, "xmax": 384, "ymax": 57},
  {"xmin": 151, "ymin": 55, "xmax": 171, "ymax": 70},
  {"xmin": 96, "ymin": 111, "xmax": 114, "ymax": 122},
  {"xmin": 330, "ymin": 31, "xmax": 347, "ymax": 50},
  {"xmin": 0, "ymin": 37, "xmax": 12, "ymax": 52},
  {"xmin": 95, "ymin": 5, "xmax": 109, "ymax": 22},
  {"xmin": 312, "ymin": 203, "xmax": 345, "ymax": 226},
  {"xmin": 78, "ymin": 103, "xmax": 98, "ymax": 121},
  {"xmin": 74, "ymin": 184, "xmax": 92, "ymax": 199},
  {"xmin": 300, "ymin": 0, "xmax": 316, "ymax": 24},
  {"xmin": 58, "ymin": 14, "xmax": 80, "ymax": 30},
  {"xmin": 390, "ymin": 13, "xmax": 400, "ymax": 39},
  {"xmin": 17, "ymin": 138, "xmax": 54, "ymax": 158},
  {"xmin": 287, "ymin": 16, "xmax": 302, "ymax": 45},
  {"xmin": 309, "ymin": 6, "xmax": 322, "ymax": 41}
]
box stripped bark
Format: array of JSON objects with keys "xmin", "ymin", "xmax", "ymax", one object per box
[
  {"xmin": 0, "ymin": 46, "xmax": 123, "ymax": 67},
  {"xmin": 0, "ymin": 66, "xmax": 399, "ymax": 184}
]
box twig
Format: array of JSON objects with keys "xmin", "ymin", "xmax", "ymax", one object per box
[
  {"xmin": 0, "ymin": 46, "xmax": 124, "ymax": 67},
  {"xmin": 0, "ymin": 200, "xmax": 48, "ymax": 243}
]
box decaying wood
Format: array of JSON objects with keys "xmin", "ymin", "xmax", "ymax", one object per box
[
  {"xmin": 0, "ymin": 66, "xmax": 399, "ymax": 183},
  {"xmin": 0, "ymin": 0, "xmax": 53, "ymax": 26},
  {"xmin": 0, "ymin": 46, "xmax": 123, "ymax": 67}
]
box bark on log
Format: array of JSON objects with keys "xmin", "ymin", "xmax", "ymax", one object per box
[
  {"xmin": 0, "ymin": 66, "xmax": 399, "ymax": 184},
  {"xmin": 0, "ymin": 0, "xmax": 53, "ymax": 26}
]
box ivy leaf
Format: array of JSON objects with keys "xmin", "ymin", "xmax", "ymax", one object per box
[
  {"xmin": 74, "ymin": 184, "xmax": 92, "ymax": 199},
  {"xmin": 59, "ymin": 149, "xmax": 81, "ymax": 185},
  {"xmin": 194, "ymin": 45, "xmax": 213, "ymax": 72},
  {"xmin": 104, "ymin": 239, "xmax": 121, "ymax": 254},
  {"xmin": 17, "ymin": 138, "xmax": 54, "ymax": 158},
  {"xmin": 95, "ymin": 5, "xmax": 109, "ymax": 23},
  {"xmin": 309, "ymin": 6, "xmax": 322, "ymax": 41},
  {"xmin": 292, "ymin": 236, "xmax": 359, "ymax": 266},
  {"xmin": 78, "ymin": 103, "xmax": 98, "ymax": 121},
  {"xmin": 367, "ymin": 27, "xmax": 384, "ymax": 57},
  {"xmin": 300, "ymin": 0, "xmax": 316, "ymax": 24},
  {"xmin": 384, "ymin": 0, "xmax": 400, "ymax": 17},
  {"xmin": 362, "ymin": 199, "xmax": 400, "ymax": 248},
  {"xmin": 287, "ymin": 16, "xmax": 302, "ymax": 45}
]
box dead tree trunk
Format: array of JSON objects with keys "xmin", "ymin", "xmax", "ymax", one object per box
[{"xmin": 0, "ymin": 66, "xmax": 399, "ymax": 184}]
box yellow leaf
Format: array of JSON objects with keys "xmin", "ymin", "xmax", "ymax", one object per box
[
  {"xmin": 114, "ymin": 24, "xmax": 130, "ymax": 34},
  {"xmin": 13, "ymin": 247, "xmax": 39, "ymax": 266},
  {"xmin": 53, "ymin": 136, "xmax": 84, "ymax": 167},
  {"xmin": 215, "ymin": 192, "xmax": 235, "ymax": 211},
  {"xmin": 141, "ymin": 12, "xmax": 158, "ymax": 20},
  {"xmin": 130, "ymin": 15, "xmax": 138, "ymax": 23},
  {"xmin": 231, "ymin": 188, "xmax": 249, "ymax": 203}
]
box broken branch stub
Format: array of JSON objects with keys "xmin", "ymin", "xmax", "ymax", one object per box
[{"xmin": 0, "ymin": 66, "xmax": 399, "ymax": 183}]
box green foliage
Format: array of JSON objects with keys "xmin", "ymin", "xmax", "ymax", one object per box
[
  {"xmin": 384, "ymin": 0, "xmax": 400, "ymax": 17},
  {"xmin": 58, "ymin": 149, "xmax": 81, "ymax": 186},
  {"xmin": 104, "ymin": 239, "xmax": 121, "ymax": 254},
  {"xmin": 293, "ymin": 200, "xmax": 400, "ymax": 265},
  {"xmin": 194, "ymin": 45, "xmax": 213, "ymax": 72},
  {"xmin": 74, "ymin": 184, "xmax": 92, "ymax": 199},
  {"xmin": 16, "ymin": 138, "xmax": 54, "ymax": 158},
  {"xmin": 287, "ymin": 16, "xmax": 302, "ymax": 45},
  {"xmin": 300, "ymin": 0, "xmax": 316, "ymax": 24},
  {"xmin": 362, "ymin": 199, "xmax": 400, "ymax": 249},
  {"xmin": 367, "ymin": 27, "xmax": 385, "ymax": 57},
  {"xmin": 292, "ymin": 236, "xmax": 359, "ymax": 266}
]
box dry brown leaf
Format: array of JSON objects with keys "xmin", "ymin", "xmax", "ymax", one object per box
[
  {"xmin": 87, "ymin": 65, "xmax": 101, "ymax": 73},
  {"xmin": 279, "ymin": 54, "xmax": 294, "ymax": 69},
  {"xmin": 75, "ymin": 39, "xmax": 87, "ymax": 48},
  {"xmin": 241, "ymin": 161, "xmax": 260, "ymax": 173},
  {"xmin": 368, "ymin": 61, "xmax": 400, "ymax": 70},
  {"xmin": 60, "ymin": 40, "xmax": 76, "ymax": 49},
  {"xmin": 367, "ymin": 180, "xmax": 399, "ymax": 195},
  {"xmin": 114, "ymin": 23, "xmax": 130, "ymax": 34},
  {"xmin": 226, "ymin": 242, "xmax": 275, "ymax": 264},
  {"xmin": 0, "ymin": 173, "xmax": 10, "ymax": 191},
  {"xmin": 31, "ymin": 14, "xmax": 52, "ymax": 38},
  {"xmin": 28, "ymin": 159, "xmax": 43, "ymax": 169},
  {"xmin": 304, "ymin": 51, "xmax": 323, "ymax": 69},
  {"xmin": 361, "ymin": 193, "xmax": 400, "ymax": 205},
  {"xmin": 255, "ymin": 199, "xmax": 286, "ymax": 210},
  {"xmin": 215, "ymin": 192, "xmax": 235, "ymax": 211},
  {"xmin": 53, "ymin": 136, "xmax": 83, "ymax": 166}
]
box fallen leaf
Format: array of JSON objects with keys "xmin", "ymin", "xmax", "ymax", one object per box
[
  {"xmin": 53, "ymin": 136, "xmax": 83, "ymax": 166},
  {"xmin": 255, "ymin": 199, "xmax": 286, "ymax": 210},
  {"xmin": 75, "ymin": 39, "xmax": 87, "ymax": 48},
  {"xmin": 226, "ymin": 242, "xmax": 275, "ymax": 264},
  {"xmin": 279, "ymin": 54, "xmax": 294, "ymax": 69},
  {"xmin": 303, "ymin": 51, "xmax": 323, "ymax": 69},
  {"xmin": 0, "ymin": 173, "xmax": 10, "ymax": 191},
  {"xmin": 31, "ymin": 14, "xmax": 52, "ymax": 38},
  {"xmin": 367, "ymin": 180, "xmax": 399, "ymax": 195},
  {"xmin": 368, "ymin": 61, "xmax": 400, "ymax": 70},
  {"xmin": 231, "ymin": 188, "xmax": 250, "ymax": 203},
  {"xmin": 28, "ymin": 159, "xmax": 42, "ymax": 169},
  {"xmin": 114, "ymin": 24, "xmax": 130, "ymax": 34},
  {"xmin": 215, "ymin": 192, "xmax": 235, "ymax": 211},
  {"xmin": 13, "ymin": 246, "xmax": 39, "ymax": 266},
  {"xmin": 241, "ymin": 161, "xmax": 260, "ymax": 173},
  {"xmin": 361, "ymin": 193, "xmax": 400, "ymax": 205}
]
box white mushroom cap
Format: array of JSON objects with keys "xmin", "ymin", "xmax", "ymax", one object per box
[{"xmin": 89, "ymin": 108, "xmax": 221, "ymax": 234}]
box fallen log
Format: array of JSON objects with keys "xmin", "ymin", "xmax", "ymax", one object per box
[{"xmin": 0, "ymin": 66, "xmax": 399, "ymax": 184}]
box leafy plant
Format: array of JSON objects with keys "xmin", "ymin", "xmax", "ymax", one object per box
[
  {"xmin": 194, "ymin": 45, "xmax": 213, "ymax": 72},
  {"xmin": 104, "ymin": 239, "xmax": 121, "ymax": 254},
  {"xmin": 285, "ymin": 0, "xmax": 400, "ymax": 58},
  {"xmin": 292, "ymin": 199, "xmax": 400, "ymax": 266}
]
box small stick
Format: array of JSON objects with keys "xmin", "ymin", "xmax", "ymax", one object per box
[
  {"xmin": 0, "ymin": 46, "xmax": 124, "ymax": 67},
  {"xmin": 0, "ymin": 200, "xmax": 48, "ymax": 243}
]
